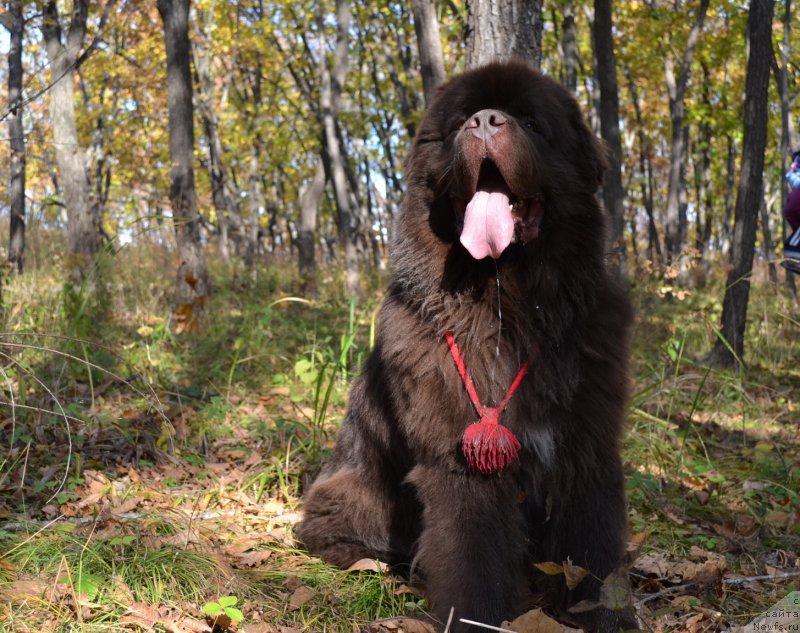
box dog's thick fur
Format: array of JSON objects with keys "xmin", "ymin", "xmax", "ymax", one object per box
[{"xmin": 298, "ymin": 60, "xmax": 635, "ymax": 632}]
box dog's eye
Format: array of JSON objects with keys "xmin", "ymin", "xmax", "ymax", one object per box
[{"xmin": 524, "ymin": 119, "xmax": 538, "ymax": 132}]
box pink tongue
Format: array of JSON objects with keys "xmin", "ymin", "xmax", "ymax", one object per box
[{"xmin": 460, "ymin": 190, "xmax": 514, "ymax": 260}]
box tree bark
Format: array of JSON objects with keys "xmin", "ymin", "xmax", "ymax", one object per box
[
  {"xmin": 297, "ymin": 160, "xmax": 326, "ymax": 293},
  {"xmin": 7, "ymin": 0, "xmax": 25, "ymax": 274},
  {"xmin": 625, "ymin": 64, "xmax": 661, "ymax": 267},
  {"xmin": 465, "ymin": 0, "xmax": 543, "ymax": 69},
  {"xmin": 775, "ymin": 0, "xmax": 797, "ymax": 298},
  {"xmin": 42, "ymin": 0, "xmax": 103, "ymax": 282},
  {"xmin": 194, "ymin": 17, "xmax": 236, "ymax": 263},
  {"xmin": 561, "ymin": 0, "xmax": 578, "ymax": 93},
  {"xmin": 707, "ymin": 0, "xmax": 774, "ymax": 368},
  {"xmin": 412, "ymin": 0, "xmax": 446, "ymax": 103},
  {"xmin": 157, "ymin": 0, "xmax": 210, "ymax": 315},
  {"xmin": 592, "ymin": 0, "xmax": 626, "ymax": 279},
  {"xmin": 694, "ymin": 64, "xmax": 713, "ymax": 259},
  {"xmin": 663, "ymin": 0, "xmax": 710, "ymax": 263},
  {"xmin": 319, "ymin": 0, "xmax": 360, "ymax": 295},
  {"xmin": 760, "ymin": 196, "xmax": 778, "ymax": 286}
]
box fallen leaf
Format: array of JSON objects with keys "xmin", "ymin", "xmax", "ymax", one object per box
[
  {"xmin": 120, "ymin": 602, "xmax": 160, "ymax": 630},
  {"xmin": 392, "ymin": 584, "xmax": 426, "ymax": 599},
  {"xmin": 241, "ymin": 624, "xmax": 276, "ymax": 633},
  {"xmin": 563, "ymin": 559, "xmax": 589, "ymax": 590},
  {"xmin": 287, "ymin": 586, "xmax": 315, "ymax": 610},
  {"xmin": 633, "ymin": 551, "xmax": 723, "ymax": 585},
  {"xmin": 0, "ymin": 579, "xmax": 50, "ymax": 602},
  {"xmin": 347, "ymin": 558, "xmax": 388, "ymax": 573},
  {"xmin": 111, "ymin": 497, "xmax": 140, "ymax": 515},
  {"xmin": 233, "ymin": 550, "xmax": 273, "ymax": 568},
  {"xmin": 533, "ymin": 561, "xmax": 564, "ymax": 575},
  {"xmin": 362, "ymin": 617, "xmax": 438, "ymax": 632},
  {"xmin": 504, "ymin": 608, "xmax": 580, "ymax": 633},
  {"xmin": 599, "ymin": 572, "xmax": 631, "ymax": 611},
  {"xmin": 75, "ymin": 491, "xmax": 106, "ymax": 510},
  {"xmin": 764, "ymin": 511, "xmax": 793, "ymax": 529}
]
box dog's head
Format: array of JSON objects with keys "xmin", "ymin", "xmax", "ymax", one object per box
[{"xmin": 402, "ymin": 60, "xmax": 608, "ymax": 264}]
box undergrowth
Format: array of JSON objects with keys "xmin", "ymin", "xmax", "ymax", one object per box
[{"xmin": 1, "ymin": 248, "xmax": 799, "ymax": 632}]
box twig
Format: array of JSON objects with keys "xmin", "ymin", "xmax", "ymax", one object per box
[
  {"xmin": 458, "ymin": 619, "xmax": 515, "ymax": 633},
  {"xmin": 635, "ymin": 570, "xmax": 800, "ymax": 607},
  {"xmin": 443, "ymin": 607, "xmax": 454, "ymax": 633},
  {"xmin": 724, "ymin": 570, "xmax": 800, "ymax": 585},
  {"xmin": 635, "ymin": 582, "xmax": 696, "ymax": 606}
]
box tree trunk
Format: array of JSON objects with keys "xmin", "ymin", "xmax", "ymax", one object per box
[
  {"xmin": 298, "ymin": 160, "xmax": 326, "ymax": 293},
  {"xmin": 776, "ymin": 0, "xmax": 797, "ymax": 298},
  {"xmin": 244, "ymin": 146, "xmax": 263, "ymax": 268},
  {"xmin": 42, "ymin": 0, "xmax": 102, "ymax": 282},
  {"xmin": 694, "ymin": 64, "xmax": 713, "ymax": 258},
  {"xmin": 663, "ymin": 0, "xmax": 710, "ymax": 263},
  {"xmin": 157, "ymin": 0, "xmax": 210, "ymax": 317},
  {"xmin": 625, "ymin": 63, "xmax": 661, "ymax": 268},
  {"xmin": 706, "ymin": 0, "xmax": 774, "ymax": 368},
  {"xmin": 592, "ymin": 0, "xmax": 626, "ymax": 279},
  {"xmin": 194, "ymin": 20, "xmax": 235, "ymax": 263},
  {"xmin": 760, "ymin": 196, "xmax": 778, "ymax": 285},
  {"xmin": 412, "ymin": 0, "xmax": 446, "ymax": 104},
  {"xmin": 465, "ymin": 0, "xmax": 543, "ymax": 68},
  {"xmin": 7, "ymin": 0, "xmax": 25, "ymax": 275},
  {"xmin": 319, "ymin": 0, "xmax": 360, "ymax": 295},
  {"xmin": 561, "ymin": 0, "xmax": 578, "ymax": 93}
]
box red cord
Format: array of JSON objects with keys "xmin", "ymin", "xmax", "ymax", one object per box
[{"xmin": 444, "ymin": 331, "xmax": 529, "ymax": 419}]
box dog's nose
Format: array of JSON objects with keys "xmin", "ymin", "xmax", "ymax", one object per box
[{"xmin": 466, "ymin": 109, "xmax": 507, "ymax": 139}]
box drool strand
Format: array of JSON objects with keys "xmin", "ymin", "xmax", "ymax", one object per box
[{"xmin": 494, "ymin": 261, "xmax": 502, "ymax": 360}]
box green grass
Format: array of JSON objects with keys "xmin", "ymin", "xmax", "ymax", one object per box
[{"xmin": 1, "ymin": 251, "xmax": 799, "ymax": 631}]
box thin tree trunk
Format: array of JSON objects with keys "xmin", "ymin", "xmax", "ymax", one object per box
[
  {"xmin": 42, "ymin": 0, "xmax": 102, "ymax": 282},
  {"xmin": 319, "ymin": 0, "xmax": 360, "ymax": 295},
  {"xmin": 694, "ymin": 64, "xmax": 713, "ymax": 258},
  {"xmin": 663, "ymin": 0, "xmax": 710, "ymax": 262},
  {"xmin": 298, "ymin": 160, "xmax": 326, "ymax": 292},
  {"xmin": 760, "ymin": 196, "xmax": 778, "ymax": 285},
  {"xmin": 561, "ymin": 0, "xmax": 578, "ymax": 93},
  {"xmin": 625, "ymin": 64, "xmax": 661, "ymax": 268},
  {"xmin": 7, "ymin": 0, "xmax": 25, "ymax": 274},
  {"xmin": 157, "ymin": 0, "xmax": 210, "ymax": 318},
  {"xmin": 465, "ymin": 0, "xmax": 543, "ymax": 68},
  {"xmin": 592, "ymin": 0, "xmax": 626, "ymax": 279},
  {"xmin": 244, "ymin": 146, "xmax": 262, "ymax": 268},
  {"xmin": 776, "ymin": 0, "xmax": 797, "ymax": 298},
  {"xmin": 194, "ymin": 22, "xmax": 235, "ymax": 263},
  {"xmin": 707, "ymin": 0, "xmax": 774, "ymax": 368},
  {"xmin": 412, "ymin": 0, "xmax": 446, "ymax": 103},
  {"xmin": 721, "ymin": 137, "xmax": 737, "ymax": 253}
]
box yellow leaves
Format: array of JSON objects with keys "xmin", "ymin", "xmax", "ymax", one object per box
[
  {"xmin": 173, "ymin": 295, "xmax": 209, "ymax": 334},
  {"xmin": 533, "ymin": 559, "xmax": 590, "ymax": 590}
]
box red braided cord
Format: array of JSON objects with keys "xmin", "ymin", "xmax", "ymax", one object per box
[
  {"xmin": 444, "ymin": 331, "xmax": 530, "ymax": 418},
  {"xmin": 444, "ymin": 331, "xmax": 483, "ymax": 413}
]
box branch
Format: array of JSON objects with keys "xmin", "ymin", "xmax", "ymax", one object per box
[{"xmin": 0, "ymin": 0, "xmax": 120, "ymax": 123}]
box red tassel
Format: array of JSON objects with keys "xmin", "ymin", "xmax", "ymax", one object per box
[{"xmin": 461, "ymin": 407, "xmax": 521, "ymax": 474}]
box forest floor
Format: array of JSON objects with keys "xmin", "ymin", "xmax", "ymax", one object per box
[{"xmin": 1, "ymin": 248, "xmax": 800, "ymax": 633}]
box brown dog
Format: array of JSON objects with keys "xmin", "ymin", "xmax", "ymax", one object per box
[{"xmin": 298, "ymin": 60, "xmax": 635, "ymax": 633}]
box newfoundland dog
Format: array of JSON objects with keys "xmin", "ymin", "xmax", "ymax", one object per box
[{"xmin": 298, "ymin": 60, "xmax": 635, "ymax": 632}]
